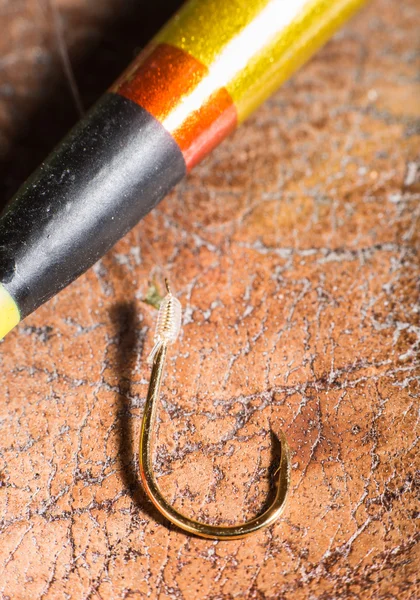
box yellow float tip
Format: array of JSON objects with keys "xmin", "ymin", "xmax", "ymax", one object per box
[{"xmin": 0, "ymin": 284, "xmax": 20, "ymax": 340}]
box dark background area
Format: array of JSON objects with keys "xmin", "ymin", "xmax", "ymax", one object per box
[{"xmin": 0, "ymin": 0, "xmax": 184, "ymax": 213}]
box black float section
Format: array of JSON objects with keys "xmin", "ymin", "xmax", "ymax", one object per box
[{"xmin": 0, "ymin": 93, "xmax": 186, "ymax": 318}]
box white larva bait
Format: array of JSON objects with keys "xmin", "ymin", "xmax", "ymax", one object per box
[{"xmin": 147, "ymin": 281, "xmax": 182, "ymax": 365}]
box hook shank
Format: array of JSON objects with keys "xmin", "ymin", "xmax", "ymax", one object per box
[{"xmin": 139, "ymin": 344, "xmax": 291, "ymax": 540}]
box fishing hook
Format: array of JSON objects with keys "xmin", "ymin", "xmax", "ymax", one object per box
[{"xmin": 139, "ymin": 280, "xmax": 291, "ymax": 540}]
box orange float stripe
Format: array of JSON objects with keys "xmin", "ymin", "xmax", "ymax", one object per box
[{"xmin": 114, "ymin": 43, "xmax": 237, "ymax": 171}]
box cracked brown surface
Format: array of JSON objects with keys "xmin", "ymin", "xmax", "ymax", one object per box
[{"xmin": 0, "ymin": 0, "xmax": 419, "ymax": 598}]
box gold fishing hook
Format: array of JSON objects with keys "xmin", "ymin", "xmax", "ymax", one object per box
[{"xmin": 139, "ymin": 280, "xmax": 291, "ymax": 540}]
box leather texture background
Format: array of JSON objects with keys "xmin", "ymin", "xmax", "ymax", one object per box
[{"xmin": 0, "ymin": 0, "xmax": 418, "ymax": 598}]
